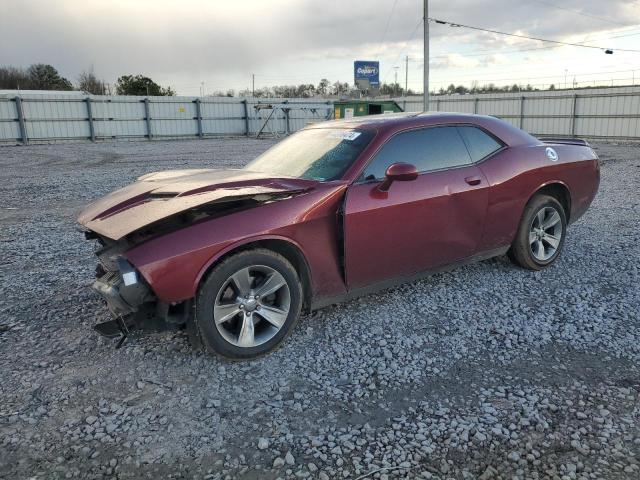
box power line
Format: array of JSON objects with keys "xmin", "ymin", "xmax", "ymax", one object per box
[
  {"xmin": 385, "ymin": 24, "xmax": 640, "ymax": 80},
  {"xmin": 178, "ymin": 20, "xmax": 640, "ymax": 95},
  {"xmin": 392, "ymin": 27, "xmax": 640, "ymax": 66},
  {"xmin": 375, "ymin": 0, "xmax": 400, "ymax": 58},
  {"xmin": 427, "ymin": 75, "xmax": 639, "ymax": 90},
  {"xmin": 430, "ymin": 67, "xmax": 640, "ymax": 83},
  {"xmin": 429, "ymin": 17, "xmax": 640, "ymax": 53},
  {"xmin": 253, "ymin": 26, "xmax": 640, "ymax": 85},
  {"xmin": 426, "ymin": 29, "xmax": 640, "ymax": 60},
  {"xmin": 609, "ymin": 29, "xmax": 640, "ymax": 39},
  {"xmin": 382, "ymin": 18, "xmax": 424, "ymax": 83},
  {"xmin": 529, "ymin": 0, "xmax": 627, "ymax": 26}
]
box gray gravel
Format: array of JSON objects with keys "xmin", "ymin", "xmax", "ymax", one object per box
[{"xmin": 0, "ymin": 138, "xmax": 639, "ymax": 480}]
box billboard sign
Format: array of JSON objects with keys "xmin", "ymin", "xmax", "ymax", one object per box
[{"xmin": 354, "ymin": 61, "xmax": 380, "ymax": 88}]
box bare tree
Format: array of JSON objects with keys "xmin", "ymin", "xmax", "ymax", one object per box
[
  {"xmin": 331, "ymin": 81, "xmax": 350, "ymax": 95},
  {"xmin": 0, "ymin": 66, "xmax": 31, "ymax": 89},
  {"xmin": 317, "ymin": 78, "xmax": 330, "ymax": 96},
  {"xmin": 78, "ymin": 68, "xmax": 105, "ymax": 95}
]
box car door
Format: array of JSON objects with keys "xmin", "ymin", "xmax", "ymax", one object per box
[{"xmin": 343, "ymin": 125, "xmax": 490, "ymax": 289}]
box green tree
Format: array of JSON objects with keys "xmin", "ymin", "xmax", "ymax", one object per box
[
  {"xmin": 27, "ymin": 64, "xmax": 73, "ymax": 90},
  {"xmin": 115, "ymin": 75, "xmax": 175, "ymax": 96}
]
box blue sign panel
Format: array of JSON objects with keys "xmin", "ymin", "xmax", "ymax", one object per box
[{"xmin": 354, "ymin": 61, "xmax": 380, "ymax": 87}]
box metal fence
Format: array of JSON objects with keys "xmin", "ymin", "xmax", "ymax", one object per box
[
  {"xmin": 397, "ymin": 86, "xmax": 640, "ymax": 140},
  {"xmin": 1, "ymin": 86, "xmax": 639, "ymax": 144},
  {"xmin": 0, "ymin": 95, "xmax": 334, "ymax": 144}
]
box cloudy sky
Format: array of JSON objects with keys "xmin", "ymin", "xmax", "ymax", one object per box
[{"xmin": 1, "ymin": 0, "xmax": 640, "ymax": 95}]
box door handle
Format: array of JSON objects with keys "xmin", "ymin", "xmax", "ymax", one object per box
[{"xmin": 465, "ymin": 176, "xmax": 482, "ymax": 186}]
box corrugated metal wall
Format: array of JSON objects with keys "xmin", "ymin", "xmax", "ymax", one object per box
[
  {"xmin": 0, "ymin": 94, "xmax": 334, "ymax": 144},
  {"xmin": 396, "ymin": 86, "xmax": 640, "ymax": 140},
  {"xmin": 1, "ymin": 86, "xmax": 638, "ymax": 144}
]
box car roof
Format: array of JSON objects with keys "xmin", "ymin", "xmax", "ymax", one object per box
[{"xmin": 309, "ymin": 111, "xmax": 538, "ymax": 147}]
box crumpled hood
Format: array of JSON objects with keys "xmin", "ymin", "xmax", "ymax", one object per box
[{"xmin": 78, "ymin": 168, "xmax": 316, "ymax": 240}]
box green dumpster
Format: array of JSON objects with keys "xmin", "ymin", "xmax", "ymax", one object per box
[{"xmin": 333, "ymin": 100, "xmax": 403, "ymax": 119}]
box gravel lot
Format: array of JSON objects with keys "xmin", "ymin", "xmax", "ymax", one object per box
[{"xmin": 0, "ymin": 138, "xmax": 639, "ymax": 480}]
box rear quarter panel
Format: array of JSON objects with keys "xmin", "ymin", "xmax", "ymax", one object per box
[{"xmin": 478, "ymin": 144, "xmax": 599, "ymax": 251}]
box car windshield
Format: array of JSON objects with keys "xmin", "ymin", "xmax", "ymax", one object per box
[{"xmin": 245, "ymin": 128, "xmax": 375, "ymax": 181}]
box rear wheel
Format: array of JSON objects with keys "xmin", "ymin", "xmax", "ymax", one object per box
[
  {"xmin": 194, "ymin": 249, "xmax": 302, "ymax": 359},
  {"xmin": 508, "ymin": 194, "xmax": 567, "ymax": 270}
]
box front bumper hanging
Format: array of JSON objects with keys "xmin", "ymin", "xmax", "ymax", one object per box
[
  {"xmin": 91, "ymin": 258, "xmax": 155, "ymax": 346},
  {"xmin": 90, "ymin": 256, "xmax": 192, "ymax": 347}
]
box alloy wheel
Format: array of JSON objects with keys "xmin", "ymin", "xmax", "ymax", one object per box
[
  {"xmin": 529, "ymin": 206, "xmax": 563, "ymax": 261},
  {"xmin": 213, "ymin": 265, "xmax": 291, "ymax": 348}
]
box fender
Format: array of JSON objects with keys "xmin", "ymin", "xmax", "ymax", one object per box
[
  {"xmin": 506, "ymin": 180, "xmax": 571, "ymax": 246},
  {"xmin": 192, "ymin": 234, "xmax": 314, "ymax": 296},
  {"xmin": 525, "ymin": 179, "xmax": 571, "ymax": 207}
]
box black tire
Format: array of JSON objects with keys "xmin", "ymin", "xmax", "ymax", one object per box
[
  {"xmin": 194, "ymin": 249, "xmax": 303, "ymax": 359},
  {"xmin": 508, "ymin": 194, "xmax": 567, "ymax": 270}
]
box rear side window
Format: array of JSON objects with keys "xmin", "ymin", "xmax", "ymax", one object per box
[
  {"xmin": 360, "ymin": 126, "xmax": 472, "ymax": 181},
  {"xmin": 457, "ymin": 126, "xmax": 503, "ymax": 162}
]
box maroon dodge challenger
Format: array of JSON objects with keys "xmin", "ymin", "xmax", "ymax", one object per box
[{"xmin": 78, "ymin": 113, "xmax": 600, "ymax": 358}]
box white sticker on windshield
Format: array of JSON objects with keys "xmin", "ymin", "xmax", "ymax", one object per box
[{"xmin": 327, "ymin": 131, "xmax": 361, "ymax": 141}]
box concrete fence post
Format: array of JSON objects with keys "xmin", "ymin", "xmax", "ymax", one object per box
[
  {"xmin": 14, "ymin": 96, "xmax": 28, "ymax": 145},
  {"xmin": 85, "ymin": 97, "xmax": 96, "ymax": 142},
  {"xmin": 571, "ymin": 94, "xmax": 578, "ymax": 137},
  {"xmin": 195, "ymin": 98, "xmax": 203, "ymax": 138},
  {"xmin": 519, "ymin": 96, "xmax": 525, "ymax": 129},
  {"xmin": 143, "ymin": 97, "xmax": 152, "ymax": 140},
  {"xmin": 436, "ymin": 98, "xmax": 440, "ymax": 111},
  {"xmin": 242, "ymin": 99, "xmax": 250, "ymax": 136}
]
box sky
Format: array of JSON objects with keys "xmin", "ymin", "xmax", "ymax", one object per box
[{"xmin": 1, "ymin": 0, "xmax": 640, "ymax": 96}]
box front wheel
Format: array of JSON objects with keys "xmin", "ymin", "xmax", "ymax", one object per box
[
  {"xmin": 508, "ymin": 194, "xmax": 567, "ymax": 270},
  {"xmin": 194, "ymin": 249, "xmax": 303, "ymax": 359}
]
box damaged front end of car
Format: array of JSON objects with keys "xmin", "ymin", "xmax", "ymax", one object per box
[
  {"xmin": 78, "ymin": 168, "xmax": 318, "ymax": 347},
  {"xmin": 87, "ymin": 230, "xmax": 193, "ymax": 347}
]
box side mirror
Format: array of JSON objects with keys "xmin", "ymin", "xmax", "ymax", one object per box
[{"xmin": 378, "ymin": 162, "xmax": 418, "ymax": 191}]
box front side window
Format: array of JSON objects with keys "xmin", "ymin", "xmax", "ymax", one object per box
[
  {"xmin": 245, "ymin": 128, "xmax": 374, "ymax": 181},
  {"xmin": 457, "ymin": 126, "xmax": 503, "ymax": 162},
  {"xmin": 360, "ymin": 126, "xmax": 472, "ymax": 181}
]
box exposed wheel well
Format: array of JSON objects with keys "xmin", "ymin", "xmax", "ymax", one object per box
[
  {"xmin": 533, "ymin": 183, "xmax": 571, "ymax": 223},
  {"xmin": 200, "ymin": 239, "xmax": 313, "ymax": 311}
]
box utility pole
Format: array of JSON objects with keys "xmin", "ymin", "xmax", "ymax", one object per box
[
  {"xmin": 405, "ymin": 55, "xmax": 409, "ymax": 96},
  {"xmin": 394, "ymin": 67, "xmax": 399, "ymax": 97},
  {"xmin": 423, "ymin": 0, "xmax": 429, "ymax": 111},
  {"xmin": 252, "ymin": 74, "xmax": 255, "ymax": 97}
]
